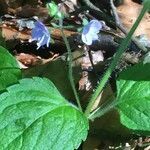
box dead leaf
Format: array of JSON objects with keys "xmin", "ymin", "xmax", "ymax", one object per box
[
  {"xmin": 15, "ymin": 5, "xmax": 48, "ymax": 19},
  {"xmin": 117, "ymin": 0, "xmax": 150, "ymax": 38},
  {"xmin": 79, "ymin": 50, "xmax": 104, "ymax": 91},
  {"xmin": 15, "ymin": 53, "xmax": 42, "ymax": 67},
  {"xmin": 0, "ymin": 23, "xmax": 77, "ymax": 41},
  {"xmin": 1, "ymin": 25, "xmax": 31, "ymax": 40},
  {"xmin": 15, "ymin": 53, "xmax": 59, "ymax": 68}
]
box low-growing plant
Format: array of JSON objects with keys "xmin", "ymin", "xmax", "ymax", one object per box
[{"xmin": 0, "ymin": 0, "xmax": 149, "ymax": 149}]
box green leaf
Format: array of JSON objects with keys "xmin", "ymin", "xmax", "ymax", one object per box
[
  {"xmin": 117, "ymin": 62, "xmax": 150, "ymax": 81},
  {"xmin": 143, "ymin": 0, "xmax": 150, "ymax": 11},
  {"xmin": 116, "ymin": 62, "xmax": 150, "ymax": 132},
  {"xmin": 0, "ymin": 46, "xmax": 21, "ymax": 92},
  {"xmin": 82, "ymin": 18, "xmax": 89, "ymax": 26},
  {"xmin": 0, "ymin": 77, "xmax": 88, "ymax": 149},
  {"xmin": 46, "ymin": 1, "xmax": 63, "ymax": 19},
  {"xmin": 47, "ymin": 1, "xmax": 58, "ymax": 16}
]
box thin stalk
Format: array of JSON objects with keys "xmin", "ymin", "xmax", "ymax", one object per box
[
  {"xmin": 84, "ymin": 4, "xmax": 148, "ymax": 116},
  {"xmin": 110, "ymin": 0, "xmax": 120, "ymax": 25},
  {"xmin": 89, "ymin": 100, "xmax": 117, "ymax": 120},
  {"xmin": 59, "ymin": 19, "xmax": 82, "ymax": 112},
  {"xmin": 82, "ymin": 0, "xmax": 102, "ymax": 12},
  {"xmin": 88, "ymin": 94, "xmax": 115, "ymax": 120}
]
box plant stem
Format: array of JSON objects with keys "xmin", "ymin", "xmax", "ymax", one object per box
[
  {"xmin": 89, "ymin": 99, "xmax": 117, "ymax": 120},
  {"xmin": 81, "ymin": 0, "xmax": 148, "ymax": 52},
  {"xmin": 110, "ymin": 0, "xmax": 120, "ymax": 25},
  {"xmin": 60, "ymin": 20, "xmax": 82, "ymax": 112},
  {"xmin": 82, "ymin": 0, "xmax": 102, "ymax": 12},
  {"xmin": 84, "ymin": 3, "xmax": 148, "ymax": 117}
]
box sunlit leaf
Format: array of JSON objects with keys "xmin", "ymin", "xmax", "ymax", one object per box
[{"xmin": 0, "ymin": 77, "xmax": 89, "ymax": 149}]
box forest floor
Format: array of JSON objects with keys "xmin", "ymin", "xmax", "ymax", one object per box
[{"xmin": 0, "ymin": 0, "xmax": 150, "ymax": 149}]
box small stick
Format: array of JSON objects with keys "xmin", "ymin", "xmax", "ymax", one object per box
[{"xmin": 110, "ymin": 0, "xmax": 121, "ymax": 26}]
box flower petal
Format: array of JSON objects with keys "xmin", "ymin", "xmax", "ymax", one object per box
[
  {"xmin": 30, "ymin": 21, "xmax": 50, "ymax": 49},
  {"xmin": 82, "ymin": 32, "xmax": 93, "ymax": 45},
  {"xmin": 82, "ymin": 19, "xmax": 102, "ymax": 45}
]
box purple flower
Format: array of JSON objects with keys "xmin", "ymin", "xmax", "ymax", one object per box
[
  {"xmin": 30, "ymin": 21, "xmax": 50, "ymax": 49},
  {"xmin": 82, "ymin": 20, "xmax": 102, "ymax": 45}
]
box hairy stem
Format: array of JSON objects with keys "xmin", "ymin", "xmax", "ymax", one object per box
[
  {"xmin": 60, "ymin": 20, "xmax": 82, "ymax": 112},
  {"xmin": 84, "ymin": 3, "xmax": 148, "ymax": 116},
  {"xmin": 81, "ymin": 0, "xmax": 147, "ymax": 52},
  {"xmin": 81, "ymin": 0, "xmax": 102, "ymax": 12},
  {"xmin": 89, "ymin": 99, "xmax": 117, "ymax": 120}
]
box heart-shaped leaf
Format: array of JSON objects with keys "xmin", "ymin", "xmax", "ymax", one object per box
[
  {"xmin": 0, "ymin": 77, "xmax": 88, "ymax": 149},
  {"xmin": 0, "ymin": 46, "xmax": 21, "ymax": 92},
  {"xmin": 116, "ymin": 62, "xmax": 150, "ymax": 132}
]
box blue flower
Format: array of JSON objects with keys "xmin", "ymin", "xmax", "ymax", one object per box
[
  {"xmin": 30, "ymin": 21, "xmax": 50, "ymax": 49},
  {"xmin": 82, "ymin": 20, "xmax": 102, "ymax": 45}
]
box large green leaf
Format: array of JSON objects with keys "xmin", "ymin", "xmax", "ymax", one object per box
[
  {"xmin": 0, "ymin": 77, "xmax": 88, "ymax": 149},
  {"xmin": 116, "ymin": 62, "xmax": 150, "ymax": 132},
  {"xmin": 0, "ymin": 46, "xmax": 21, "ymax": 92}
]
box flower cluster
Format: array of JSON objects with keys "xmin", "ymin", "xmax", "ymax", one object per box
[
  {"xmin": 82, "ymin": 20, "xmax": 102, "ymax": 45},
  {"xmin": 30, "ymin": 19, "xmax": 101, "ymax": 49},
  {"xmin": 30, "ymin": 21, "xmax": 50, "ymax": 49}
]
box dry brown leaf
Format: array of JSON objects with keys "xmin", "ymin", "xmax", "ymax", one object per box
[
  {"xmin": 117, "ymin": 0, "xmax": 150, "ymax": 38},
  {"xmin": 1, "ymin": 25, "xmax": 31, "ymax": 40},
  {"xmin": 15, "ymin": 5, "xmax": 48, "ymax": 19},
  {"xmin": 0, "ymin": 23, "xmax": 77, "ymax": 41},
  {"xmin": 15, "ymin": 53, "xmax": 42, "ymax": 67},
  {"xmin": 79, "ymin": 50, "xmax": 104, "ymax": 91},
  {"xmin": 15, "ymin": 53, "xmax": 59, "ymax": 68}
]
